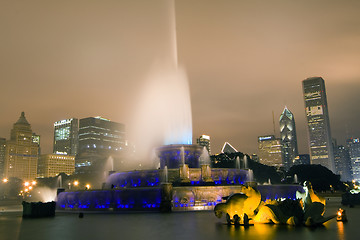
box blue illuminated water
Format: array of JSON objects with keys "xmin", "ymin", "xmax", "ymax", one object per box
[{"xmin": 1, "ymin": 201, "xmax": 359, "ymax": 240}]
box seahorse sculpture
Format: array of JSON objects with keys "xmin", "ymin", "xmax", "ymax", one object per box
[
  {"xmin": 298, "ymin": 181, "xmax": 334, "ymax": 226},
  {"xmin": 214, "ymin": 181, "xmax": 336, "ymax": 227},
  {"xmin": 253, "ymin": 198, "xmax": 304, "ymax": 225},
  {"xmin": 214, "ymin": 185, "xmax": 261, "ymax": 225}
]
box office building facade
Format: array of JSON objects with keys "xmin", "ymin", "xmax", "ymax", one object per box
[
  {"xmin": 294, "ymin": 154, "xmax": 310, "ymax": 165},
  {"xmin": 53, "ymin": 118, "xmax": 78, "ymax": 155},
  {"xmin": 38, "ymin": 154, "xmax": 75, "ymax": 178},
  {"xmin": 258, "ymin": 135, "xmax": 283, "ymax": 167},
  {"xmin": 279, "ymin": 107, "xmax": 298, "ymax": 171},
  {"xmin": 4, "ymin": 112, "xmax": 39, "ymax": 180},
  {"xmin": 347, "ymin": 138, "xmax": 360, "ymax": 181},
  {"xmin": 76, "ymin": 117, "xmax": 126, "ymax": 171},
  {"xmin": 302, "ymin": 77, "xmax": 335, "ymax": 172}
]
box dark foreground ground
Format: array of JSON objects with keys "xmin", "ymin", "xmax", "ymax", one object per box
[{"xmin": 0, "ymin": 196, "xmax": 359, "ymax": 240}]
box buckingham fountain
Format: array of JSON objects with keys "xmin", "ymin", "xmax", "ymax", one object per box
[
  {"xmin": 56, "ymin": 143, "xmax": 305, "ymax": 212},
  {"xmin": 56, "ymin": 0, "xmax": 304, "ymax": 214}
]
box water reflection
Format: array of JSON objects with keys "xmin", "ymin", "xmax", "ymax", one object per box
[
  {"xmin": 215, "ymin": 220, "xmax": 339, "ymax": 240},
  {"xmin": 337, "ymin": 222, "xmax": 345, "ymax": 240},
  {"xmin": 216, "ymin": 222, "xmax": 286, "ymax": 240},
  {"xmin": 0, "ymin": 214, "xmax": 22, "ymax": 240},
  {"xmin": 0, "ymin": 206, "xmax": 357, "ymax": 240}
]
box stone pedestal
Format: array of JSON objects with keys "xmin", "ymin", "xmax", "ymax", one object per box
[
  {"xmin": 201, "ymin": 164, "xmax": 213, "ymax": 183},
  {"xmin": 160, "ymin": 183, "xmax": 173, "ymax": 212},
  {"xmin": 180, "ymin": 164, "xmax": 190, "ymax": 183}
]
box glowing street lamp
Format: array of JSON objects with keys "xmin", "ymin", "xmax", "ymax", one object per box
[
  {"xmin": 24, "ymin": 182, "xmax": 30, "ymax": 187},
  {"xmin": 73, "ymin": 181, "xmax": 79, "ymax": 187},
  {"xmin": 2, "ymin": 178, "xmax": 8, "ymax": 183},
  {"xmin": 85, "ymin": 184, "xmax": 91, "ymax": 190},
  {"xmin": 32, "ymin": 181, "xmax": 37, "ymax": 186}
]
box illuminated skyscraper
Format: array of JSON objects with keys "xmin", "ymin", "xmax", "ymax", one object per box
[
  {"xmin": 294, "ymin": 154, "xmax": 310, "ymax": 165},
  {"xmin": 196, "ymin": 135, "xmax": 211, "ymax": 154},
  {"xmin": 0, "ymin": 138, "xmax": 6, "ymax": 178},
  {"xmin": 302, "ymin": 77, "xmax": 335, "ymax": 172},
  {"xmin": 333, "ymin": 141, "xmax": 352, "ymax": 182},
  {"xmin": 76, "ymin": 117, "xmax": 126, "ymax": 172},
  {"xmin": 258, "ymin": 135, "xmax": 282, "ymax": 167},
  {"xmin": 279, "ymin": 107, "xmax": 298, "ymax": 171},
  {"xmin": 347, "ymin": 138, "xmax": 360, "ymax": 181},
  {"xmin": 53, "ymin": 118, "xmax": 78, "ymax": 155},
  {"xmin": 4, "ymin": 112, "xmax": 39, "ymax": 180}
]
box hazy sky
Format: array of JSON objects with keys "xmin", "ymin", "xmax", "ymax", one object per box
[{"xmin": 1, "ymin": 0, "xmax": 360, "ymax": 156}]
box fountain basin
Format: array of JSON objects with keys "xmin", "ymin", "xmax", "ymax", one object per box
[
  {"xmin": 157, "ymin": 144, "xmax": 203, "ymax": 169},
  {"xmin": 56, "ymin": 184, "xmax": 303, "ymax": 212},
  {"xmin": 105, "ymin": 167, "xmax": 249, "ymax": 188}
]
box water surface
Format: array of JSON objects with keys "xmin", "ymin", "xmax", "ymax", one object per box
[{"xmin": 0, "ymin": 205, "xmax": 358, "ymax": 240}]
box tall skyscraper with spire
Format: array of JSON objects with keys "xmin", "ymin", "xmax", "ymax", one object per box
[
  {"xmin": 279, "ymin": 106, "xmax": 298, "ymax": 171},
  {"xmin": 302, "ymin": 77, "xmax": 335, "ymax": 172},
  {"xmin": 4, "ymin": 112, "xmax": 39, "ymax": 180}
]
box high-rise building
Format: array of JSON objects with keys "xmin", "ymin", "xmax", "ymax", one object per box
[
  {"xmin": 0, "ymin": 138, "xmax": 6, "ymax": 178},
  {"xmin": 76, "ymin": 117, "xmax": 126, "ymax": 172},
  {"xmin": 4, "ymin": 112, "xmax": 39, "ymax": 180},
  {"xmin": 294, "ymin": 154, "xmax": 311, "ymax": 165},
  {"xmin": 279, "ymin": 107, "xmax": 298, "ymax": 171},
  {"xmin": 333, "ymin": 141, "xmax": 352, "ymax": 182},
  {"xmin": 221, "ymin": 142, "xmax": 238, "ymax": 154},
  {"xmin": 347, "ymin": 138, "xmax": 360, "ymax": 181},
  {"xmin": 53, "ymin": 118, "xmax": 78, "ymax": 155},
  {"xmin": 32, "ymin": 133, "xmax": 41, "ymax": 156},
  {"xmin": 38, "ymin": 154, "xmax": 75, "ymax": 178},
  {"xmin": 302, "ymin": 77, "xmax": 335, "ymax": 172},
  {"xmin": 258, "ymin": 135, "xmax": 282, "ymax": 167},
  {"xmin": 251, "ymin": 154, "xmax": 259, "ymax": 163},
  {"xmin": 196, "ymin": 135, "xmax": 211, "ymax": 154}
]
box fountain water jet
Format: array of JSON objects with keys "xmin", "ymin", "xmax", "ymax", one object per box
[
  {"xmin": 164, "ymin": 166, "xmax": 169, "ymax": 183},
  {"xmin": 180, "ymin": 146, "xmax": 185, "ymax": 165},
  {"xmin": 129, "ymin": 1, "xmax": 192, "ymax": 163},
  {"xmin": 235, "ymin": 156, "xmax": 240, "ymax": 169},
  {"xmin": 57, "ymin": 175, "xmax": 63, "ymax": 188},
  {"xmin": 294, "ymin": 174, "xmax": 299, "ymax": 184},
  {"xmin": 247, "ymin": 169, "xmax": 254, "ymax": 182},
  {"xmin": 31, "ymin": 187, "xmax": 57, "ymax": 203},
  {"xmin": 200, "ymin": 147, "xmax": 210, "ymax": 166}
]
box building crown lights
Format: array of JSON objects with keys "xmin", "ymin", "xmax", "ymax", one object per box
[{"xmin": 94, "ymin": 116, "xmax": 110, "ymax": 121}]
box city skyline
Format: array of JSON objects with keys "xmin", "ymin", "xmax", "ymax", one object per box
[{"xmin": 1, "ymin": 0, "xmax": 360, "ymax": 156}]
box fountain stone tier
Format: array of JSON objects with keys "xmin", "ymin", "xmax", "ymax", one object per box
[{"xmin": 157, "ymin": 144, "xmax": 203, "ymax": 169}]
